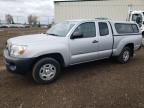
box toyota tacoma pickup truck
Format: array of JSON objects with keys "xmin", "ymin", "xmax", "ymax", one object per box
[{"xmin": 3, "ymin": 19, "xmax": 142, "ymax": 84}]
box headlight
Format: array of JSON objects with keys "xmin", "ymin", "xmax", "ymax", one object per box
[{"xmin": 10, "ymin": 45, "xmax": 27, "ymax": 57}]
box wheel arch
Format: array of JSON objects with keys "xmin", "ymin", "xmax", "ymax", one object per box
[
  {"xmin": 33, "ymin": 53, "xmax": 65, "ymax": 68},
  {"xmin": 124, "ymin": 43, "xmax": 134, "ymax": 56},
  {"xmin": 142, "ymin": 31, "xmax": 144, "ymax": 38}
]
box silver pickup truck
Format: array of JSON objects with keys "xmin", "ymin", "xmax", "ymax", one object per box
[{"xmin": 3, "ymin": 19, "xmax": 142, "ymax": 84}]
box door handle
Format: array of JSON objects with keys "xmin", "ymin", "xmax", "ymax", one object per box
[{"xmin": 92, "ymin": 40, "xmax": 99, "ymax": 43}]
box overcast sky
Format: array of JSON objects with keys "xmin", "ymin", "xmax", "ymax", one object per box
[
  {"xmin": 0, "ymin": 0, "xmax": 54, "ymax": 16},
  {"xmin": 0, "ymin": 0, "xmax": 54, "ymax": 24}
]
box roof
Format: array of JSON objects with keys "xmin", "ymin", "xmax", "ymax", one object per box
[
  {"xmin": 54, "ymin": 0, "xmax": 103, "ymax": 3},
  {"xmin": 131, "ymin": 10, "xmax": 144, "ymax": 14},
  {"xmin": 65, "ymin": 19, "xmax": 137, "ymax": 24},
  {"xmin": 55, "ymin": 0, "xmax": 75, "ymax": 1}
]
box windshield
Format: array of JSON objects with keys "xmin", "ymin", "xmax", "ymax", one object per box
[
  {"xmin": 132, "ymin": 14, "xmax": 142, "ymax": 22},
  {"xmin": 47, "ymin": 21, "xmax": 76, "ymax": 37}
]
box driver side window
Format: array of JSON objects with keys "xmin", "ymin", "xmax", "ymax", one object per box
[{"xmin": 73, "ymin": 22, "xmax": 96, "ymax": 38}]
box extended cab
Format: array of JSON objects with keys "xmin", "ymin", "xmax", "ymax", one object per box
[{"xmin": 3, "ymin": 19, "xmax": 142, "ymax": 84}]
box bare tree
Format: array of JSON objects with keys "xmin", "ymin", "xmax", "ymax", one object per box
[
  {"xmin": 28, "ymin": 15, "xmax": 38, "ymax": 26},
  {"xmin": 33, "ymin": 16, "xmax": 38, "ymax": 25},
  {"xmin": 28, "ymin": 15, "xmax": 33, "ymax": 25},
  {"xmin": 5, "ymin": 14, "xmax": 14, "ymax": 24}
]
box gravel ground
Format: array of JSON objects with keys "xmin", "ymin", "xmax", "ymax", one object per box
[{"xmin": 0, "ymin": 28, "xmax": 144, "ymax": 108}]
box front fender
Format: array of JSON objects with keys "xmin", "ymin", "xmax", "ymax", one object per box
[{"xmin": 25, "ymin": 44, "xmax": 70, "ymax": 67}]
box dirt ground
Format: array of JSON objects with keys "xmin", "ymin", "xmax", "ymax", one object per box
[
  {"xmin": 0, "ymin": 28, "xmax": 47, "ymax": 65},
  {"xmin": 0, "ymin": 28, "xmax": 144, "ymax": 108}
]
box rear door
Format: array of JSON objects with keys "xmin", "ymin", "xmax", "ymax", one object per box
[{"xmin": 97, "ymin": 21, "xmax": 113, "ymax": 58}]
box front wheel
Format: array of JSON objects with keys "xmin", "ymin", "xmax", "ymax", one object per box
[
  {"xmin": 117, "ymin": 47, "xmax": 132, "ymax": 64},
  {"xmin": 32, "ymin": 58, "xmax": 61, "ymax": 84}
]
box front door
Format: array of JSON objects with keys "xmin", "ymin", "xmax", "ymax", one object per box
[{"xmin": 69, "ymin": 22, "xmax": 99, "ymax": 65}]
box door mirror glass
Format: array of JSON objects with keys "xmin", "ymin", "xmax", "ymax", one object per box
[{"xmin": 71, "ymin": 32, "xmax": 83, "ymax": 39}]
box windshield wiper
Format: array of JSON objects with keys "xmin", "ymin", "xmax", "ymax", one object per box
[{"xmin": 47, "ymin": 33, "xmax": 59, "ymax": 36}]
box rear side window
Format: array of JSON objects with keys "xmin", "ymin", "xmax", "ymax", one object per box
[
  {"xmin": 99, "ymin": 22, "xmax": 109, "ymax": 36},
  {"xmin": 115, "ymin": 23, "xmax": 139, "ymax": 34}
]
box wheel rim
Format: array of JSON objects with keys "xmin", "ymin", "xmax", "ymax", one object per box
[
  {"xmin": 123, "ymin": 50, "xmax": 130, "ymax": 62},
  {"xmin": 39, "ymin": 64, "xmax": 56, "ymax": 81}
]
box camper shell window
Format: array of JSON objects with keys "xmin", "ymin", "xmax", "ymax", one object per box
[{"xmin": 115, "ymin": 23, "xmax": 139, "ymax": 34}]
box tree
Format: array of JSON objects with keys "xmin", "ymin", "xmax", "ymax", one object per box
[
  {"xmin": 5, "ymin": 14, "xmax": 14, "ymax": 24},
  {"xmin": 28, "ymin": 15, "xmax": 38, "ymax": 26},
  {"xmin": 33, "ymin": 16, "xmax": 37, "ymax": 25},
  {"xmin": 28, "ymin": 15, "xmax": 33, "ymax": 25}
]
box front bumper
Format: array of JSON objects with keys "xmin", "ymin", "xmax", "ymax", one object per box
[{"xmin": 3, "ymin": 49, "xmax": 35, "ymax": 74}]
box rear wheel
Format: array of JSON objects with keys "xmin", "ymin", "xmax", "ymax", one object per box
[
  {"xmin": 32, "ymin": 58, "xmax": 61, "ymax": 84},
  {"xmin": 117, "ymin": 47, "xmax": 132, "ymax": 64}
]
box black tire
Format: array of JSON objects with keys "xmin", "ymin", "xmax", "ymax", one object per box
[
  {"xmin": 32, "ymin": 57, "xmax": 61, "ymax": 84},
  {"xmin": 142, "ymin": 32, "xmax": 144, "ymax": 38},
  {"xmin": 117, "ymin": 47, "xmax": 132, "ymax": 64}
]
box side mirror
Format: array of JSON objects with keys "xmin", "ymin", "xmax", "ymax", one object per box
[
  {"xmin": 71, "ymin": 32, "xmax": 83, "ymax": 39},
  {"xmin": 136, "ymin": 17, "xmax": 142, "ymax": 24}
]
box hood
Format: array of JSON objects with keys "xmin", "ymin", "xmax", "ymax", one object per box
[{"xmin": 8, "ymin": 34, "xmax": 66, "ymax": 46}]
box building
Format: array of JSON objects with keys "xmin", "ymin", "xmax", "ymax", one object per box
[{"xmin": 54, "ymin": 0, "xmax": 144, "ymax": 23}]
